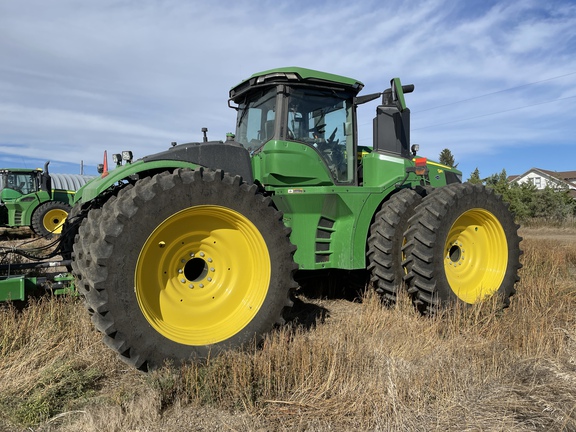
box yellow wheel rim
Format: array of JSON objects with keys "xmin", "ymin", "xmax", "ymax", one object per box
[
  {"xmin": 43, "ymin": 209, "xmax": 68, "ymax": 234},
  {"xmin": 135, "ymin": 205, "xmax": 271, "ymax": 346},
  {"xmin": 444, "ymin": 208, "xmax": 508, "ymax": 304}
]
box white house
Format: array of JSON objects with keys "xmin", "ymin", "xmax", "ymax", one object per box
[{"xmin": 508, "ymin": 168, "xmax": 576, "ymax": 198}]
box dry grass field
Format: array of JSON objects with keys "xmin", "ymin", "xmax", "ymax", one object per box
[{"xmin": 0, "ymin": 226, "xmax": 575, "ymax": 431}]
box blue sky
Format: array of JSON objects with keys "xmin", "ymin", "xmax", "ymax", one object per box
[{"xmin": 1, "ymin": 0, "xmax": 575, "ymax": 179}]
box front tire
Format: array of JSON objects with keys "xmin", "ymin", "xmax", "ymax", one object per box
[
  {"xmin": 403, "ymin": 183, "xmax": 522, "ymax": 314},
  {"xmin": 72, "ymin": 168, "xmax": 297, "ymax": 370}
]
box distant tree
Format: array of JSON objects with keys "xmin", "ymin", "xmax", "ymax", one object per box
[
  {"xmin": 487, "ymin": 169, "xmax": 531, "ymax": 220},
  {"xmin": 530, "ymin": 186, "xmax": 576, "ymax": 222},
  {"xmin": 439, "ymin": 148, "xmax": 458, "ymax": 168},
  {"xmin": 506, "ymin": 181, "xmax": 537, "ymax": 221},
  {"xmin": 467, "ymin": 167, "xmax": 482, "ymax": 184},
  {"xmin": 485, "ymin": 169, "xmax": 509, "ymax": 196}
]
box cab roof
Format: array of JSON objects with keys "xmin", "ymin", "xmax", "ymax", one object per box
[
  {"xmin": 0, "ymin": 168, "xmax": 42, "ymax": 173},
  {"xmin": 230, "ymin": 67, "xmax": 364, "ymax": 100}
]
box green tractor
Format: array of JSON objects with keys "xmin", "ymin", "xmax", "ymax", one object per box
[
  {"xmin": 66, "ymin": 67, "xmax": 521, "ymax": 370},
  {"xmin": 0, "ymin": 162, "xmax": 93, "ymax": 237}
]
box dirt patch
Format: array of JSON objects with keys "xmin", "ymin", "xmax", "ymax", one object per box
[{"xmin": 519, "ymin": 226, "xmax": 576, "ymax": 244}]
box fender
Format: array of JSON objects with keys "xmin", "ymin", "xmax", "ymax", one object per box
[{"xmin": 75, "ymin": 159, "xmax": 199, "ymax": 203}]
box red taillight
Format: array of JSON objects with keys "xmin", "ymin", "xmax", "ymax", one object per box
[{"xmin": 415, "ymin": 157, "xmax": 427, "ymax": 167}]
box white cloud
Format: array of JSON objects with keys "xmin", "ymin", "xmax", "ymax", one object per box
[{"xmin": 0, "ymin": 0, "xmax": 575, "ymax": 177}]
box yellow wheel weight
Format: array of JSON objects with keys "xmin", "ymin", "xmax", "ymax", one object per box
[
  {"xmin": 444, "ymin": 208, "xmax": 508, "ymax": 304},
  {"xmin": 42, "ymin": 208, "xmax": 69, "ymax": 234},
  {"xmin": 135, "ymin": 205, "xmax": 271, "ymax": 346}
]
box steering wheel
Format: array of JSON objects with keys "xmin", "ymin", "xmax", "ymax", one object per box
[{"xmin": 325, "ymin": 127, "xmax": 339, "ymax": 146}]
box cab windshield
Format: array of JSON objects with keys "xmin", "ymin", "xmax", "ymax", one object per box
[{"xmin": 287, "ymin": 88, "xmax": 354, "ymax": 183}]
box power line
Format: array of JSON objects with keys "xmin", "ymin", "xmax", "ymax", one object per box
[
  {"xmin": 413, "ymin": 94, "xmax": 576, "ymax": 131},
  {"xmin": 416, "ymin": 71, "xmax": 576, "ymax": 113}
]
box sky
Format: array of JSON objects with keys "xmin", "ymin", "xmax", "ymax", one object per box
[{"xmin": 1, "ymin": 0, "xmax": 575, "ymax": 179}]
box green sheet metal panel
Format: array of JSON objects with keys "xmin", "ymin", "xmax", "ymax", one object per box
[{"xmin": 0, "ymin": 275, "xmax": 37, "ymax": 302}]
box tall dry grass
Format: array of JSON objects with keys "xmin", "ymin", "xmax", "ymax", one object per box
[{"xmin": 0, "ymin": 228, "xmax": 575, "ymax": 431}]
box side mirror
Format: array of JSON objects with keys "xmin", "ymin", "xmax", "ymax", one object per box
[
  {"xmin": 391, "ymin": 78, "xmax": 406, "ymax": 111},
  {"xmin": 354, "ymin": 92, "xmax": 382, "ymax": 106},
  {"xmin": 390, "ymin": 78, "xmax": 415, "ymax": 112}
]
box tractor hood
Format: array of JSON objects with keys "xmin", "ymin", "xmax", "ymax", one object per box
[
  {"xmin": 141, "ymin": 139, "xmax": 253, "ymax": 183},
  {"xmin": 76, "ymin": 139, "xmax": 253, "ymax": 203}
]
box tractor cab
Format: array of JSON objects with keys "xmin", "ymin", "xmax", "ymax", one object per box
[
  {"xmin": 0, "ymin": 168, "xmax": 41, "ymax": 227},
  {"xmin": 229, "ymin": 67, "xmax": 363, "ymax": 187},
  {"xmin": 0, "ymin": 169, "xmax": 41, "ymax": 200},
  {"xmin": 0, "ymin": 162, "xmax": 53, "ymax": 203}
]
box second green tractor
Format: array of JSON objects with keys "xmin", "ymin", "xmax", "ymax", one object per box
[{"xmin": 1, "ymin": 162, "xmax": 93, "ymax": 237}]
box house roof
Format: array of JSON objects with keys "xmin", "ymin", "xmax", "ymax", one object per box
[
  {"xmin": 508, "ymin": 167, "xmax": 576, "ymax": 189},
  {"xmin": 539, "ymin": 169, "xmax": 576, "ymax": 182}
]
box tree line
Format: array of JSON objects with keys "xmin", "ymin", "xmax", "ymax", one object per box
[{"xmin": 439, "ymin": 149, "xmax": 576, "ymax": 224}]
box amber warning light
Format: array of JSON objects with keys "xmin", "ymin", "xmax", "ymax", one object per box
[{"xmin": 414, "ymin": 158, "xmax": 428, "ymax": 176}]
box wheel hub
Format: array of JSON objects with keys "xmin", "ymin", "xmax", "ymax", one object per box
[
  {"xmin": 183, "ymin": 255, "xmax": 211, "ymax": 287},
  {"xmin": 447, "ymin": 242, "xmax": 463, "ymax": 265}
]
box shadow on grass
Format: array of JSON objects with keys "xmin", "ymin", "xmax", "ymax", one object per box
[{"xmin": 285, "ymin": 269, "xmax": 370, "ymax": 331}]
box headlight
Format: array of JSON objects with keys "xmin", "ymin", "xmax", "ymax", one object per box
[{"xmin": 122, "ymin": 151, "xmax": 133, "ymax": 163}]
